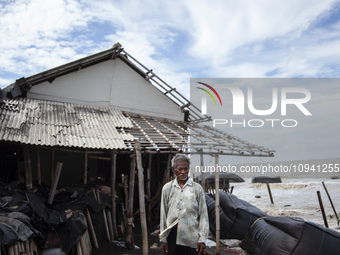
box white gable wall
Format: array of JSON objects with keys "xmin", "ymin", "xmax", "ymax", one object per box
[{"xmin": 28, "ymin": 58, "xmax": 184, "ymax": 121}]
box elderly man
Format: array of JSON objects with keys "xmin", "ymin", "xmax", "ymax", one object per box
[{"xmin": 160, "ymin": 154, "xmax": 209, "ymax": 255}]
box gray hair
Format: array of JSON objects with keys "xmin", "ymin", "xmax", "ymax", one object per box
[{"xmin": 171, "ymin": 154, "xmax": 190, "ymax": 169}]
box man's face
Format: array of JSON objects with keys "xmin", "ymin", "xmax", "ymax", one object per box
[{"xmin": 173, "ymin": 161, "xmax": 189, "ymax": 181}]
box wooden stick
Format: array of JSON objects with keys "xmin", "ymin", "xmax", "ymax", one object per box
[
  {"xmin": 322, "ymin": 181, "xmax": 339, "ymax": 223},
  {"xmin": 266, "ymin": 182, "xmax": 274, "ymax": 204},
  {"xmin": 317, "ymin": 191, "xmax": 329, "ymax": 228},
  {"xmin": 76, "ymin": 241, "xmax": 83, "ymax": 255},
  {"xmin": 84, "ymin": 151, "xmax": 88, "ymax": 185},
  {"xmin": 7, "ymin": 244, "xmax": 15, "ymax": 255},
  {"xmin": 107, "ymin": 210, "xmax": 114, "ymax": 241},
  {"xmin": 23, "ymin": 145, "xmax": 33, "ymax": 192},
  {"xmin": 135, "ymin": 142, "xmax": 148, "ymax": 255},
  {"xmin": 111, "ymin": 152, "xmax": 119, "ymax": 239},
  {"xmin": 80, "ymin": 235, "xmax": 87, "ymax": 255},
  {"xmin": 146, "ymin": 153, "xmax": 152, "ymax": 227},
  {"xmin": 215, "ymin": 154, "xmax": 220, "ymax": 255},
  {"xmin": 85, "ymin": 208, "xmax": 99, "ymax": 249},
  {"xmin": 48, "ymin": 162, "xmax": 63, "ymax": 205},
  {"xmin": 50, "ymin": 148, "xmax": 55, "ymax": 183},
  {"xmin": 36, "ymin": 148, "xmax": 41, "ymax": 185},
  {"xmin": 125, "ymin": 153, "xmax": 136, "ymax": 249},
  {"xmin": 25, "ymin": 240, "xmax": 31, "ymax": 255},
  {"xmin": 103, "ymin": 209, "xmax": 111, "ymax": 241}
]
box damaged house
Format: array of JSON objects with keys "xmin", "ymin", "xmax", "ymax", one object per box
[{"xmin": 0, "ymin": 43, "xmax": 274, "ymax": 254}]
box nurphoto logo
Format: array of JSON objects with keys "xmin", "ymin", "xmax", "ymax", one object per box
[{"xmin": 192, "ymin": 79, "xmax": 312, "ymax": 128}]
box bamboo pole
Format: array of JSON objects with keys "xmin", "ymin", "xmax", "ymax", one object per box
[
  {"xmin": 317, "ymin": 191, "xmax": 329, "ymax": 228},
  {"xmin": 50, "ymin": 148, "xmax": 55, "ymax": 183},
  {"xmin": 107, "ymin": 210, "xmax": 114, "ymax": 241},
  {"xmin": 322, "ymin": 181, "xmax": 339, "ymax": 223},
  {"xmin": 48, "ymin": 162, "xmax": 63, "ymax": 205},
  {"xmin": 23, "ymin": 145, "xmax": 33, "ymax": 192},
  {"xmin": 215, "ymin": 154, "xmax": 220, "ymax": 255},
  {"xmin": 103, "ymin": 209, "xmax": 111, "ymax": 241},
  {"xmin": 146, "ymin": 153, "xmax": 152, "ymax": 227},
  {"xmin": 36, "ymin": 147, "xmax": 41, "ymax": 185},
  {"xmin": 200, "ymin": 152, "xmax": 205, "ymax": 191},
  {"xmin": 125, "ymin": 153, "xmax": 136, "ymax": 249},
  {"xmin": 84, "ymin": 151, "xmax": 88, "ymax": 184},
  {"xmin": 135, "ymin": 142, "xmax": 148, "ymax": 255},
  {"xmin": 24, "ymin": 240, "xmax": 31, "ymax": 255},
  {"xmin": 85, "ymin": 208, "xmax": 99, "ymax": 249},
  {"xmin": 111, "ymin": 152, "xmax": 119, "ymax": 239}
]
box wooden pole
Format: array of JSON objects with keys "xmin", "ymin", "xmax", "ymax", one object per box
[
  {"xmin": 110, "ymin": 152, "xmax": 119, "ymax": 239},
  {"xmin": 322, "ymin": 181, "xmax": 339, "ymax": 223},
  {"xmin": 48, "ymin": 162, "xmax": 63, "ymax": 204},
  {"xmin": 266, "ymin": 182, "xmax": 274, "ymax": 204},
  {"xmin": 50, "ymin": 148, "xmax": 55, "ymax": 183},
  {"xmin": 23, "ymin": 145, "xmax": 33, "ymax": 192},
  {"xmin": 200, "ymin": 152, "xmax": 205, "ymax": 191},
  {"xmin": 215, "ymin": 154, "xmax": 220, "ymax": 255},
  {"xmin": 317, "ymin": 191, "xmax": 329, "ymax": 228},
  {"xmin": 84, "ymin": 151, "xmax": 88, "ymax": 184},
  {"xmin": 135, "ymin": 142, "xmax": 148, "ymax": 255},
  {"xmin": 126, "ymin": 153, "xmax": 136, "ymax": 249},
  {"xmin": 36, "ymin": 147, "xmax": 41, "ymax": 185},
  {"xmin": 146, "ymin": 153, "xmax": 152, "ymax": 227},
  {"xmin": 85, "ymin": 208, "xmax": 99, "ymax": 249}
]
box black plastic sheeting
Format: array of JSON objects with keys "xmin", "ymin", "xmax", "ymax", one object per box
[
  {"xmin": 241, "ymin": 216, "xmax": 340, "ymax": 255},
  {"xmin": 206, "ymin": 192, "xmax": 267, "ymax": 240},
  {"xmin": 0, "ymin": 185, "xmax": 106, "ymax": 254}
]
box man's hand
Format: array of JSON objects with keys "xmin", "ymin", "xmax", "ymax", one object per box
[
  {"xmin": 161, "ymin": 242, "xmax": 168, "ymax": 254},
  {"xmin": 196, "ymin": 242, "xmax": 205, "ymax": 255}
]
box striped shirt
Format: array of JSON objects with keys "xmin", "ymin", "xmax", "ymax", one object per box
[{"xmin": 159, "ymin": 178, "xmax": 209, "ymax": 248}]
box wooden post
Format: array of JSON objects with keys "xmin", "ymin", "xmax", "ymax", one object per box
[
  {"xmin": 215, "ymin": 154, "xmax": 220, "ymax": 255},
  {"xmin": 36, "ymin": 148, "xmax": 41, "ymax": 185},
  {"xmin": 48, "ymin": 162, "xmax": 63, "ymax": 205},
  {"xmin": 200, "ymin": 152, "xmax": 205, "ymax": 191},
  {"xmin": 266, "ymin": 182, "xmax": 274, "ymax": 204},
  {"xmin": 85, "ymin": 208, "xmax": 99, "ymax": 249},
  {"xmin": 135, "ymin": 142, "xmax": 148, "ymax": 255},
  {"xmin": 322, "ymin": 181, "xmax": 339, "ymax": 223},
  {"xmin": 23, "ymin": 145, "xmax": 33, "ymax": 192},
  {"xmin": 125, "ymin": 153, "xmax": 136, "ymax": 249},
  {"xmin": 317, "ymin": 191, "xmax": 329, "ymax": 228},
  {"xmin": 84, "ymin": 151, "xmax": 88, "ymax": 184},
  {"xmin": 50, "ymin": 149, "xmax": 55, "ymax": 183},
  {"xmin": 146, "ymin": 154, "xmax": 152, "ymax": 227},
  {"xmin": 110, "ymin": 152, "xmax": 119, "ymax": 239}
]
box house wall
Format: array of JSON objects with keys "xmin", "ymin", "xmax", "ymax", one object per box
[{"xmin": 27, "ymin": 58, "xmax": 184, "ymax": 121}]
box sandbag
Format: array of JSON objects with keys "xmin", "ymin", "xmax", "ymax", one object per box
[
  {"xmin": 241, "ymin": 216, "xmax": 340, "ymax": 255},
  {"xmin": 218, "ymin": 192, "xmax": 267, "ymax": 240},
  {"xmin": 205, "ymin": 194, "xmax": 232, "ymax": 239}
]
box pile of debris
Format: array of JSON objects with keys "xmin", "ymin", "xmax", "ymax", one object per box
[{"xmin": 0, "ymin": 180, "xmax": 114, "ymax": 255}]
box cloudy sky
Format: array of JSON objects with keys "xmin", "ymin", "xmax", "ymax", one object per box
[{"xmin": 1, "ymin": 0, "xmax": 340, "ymax": 164}]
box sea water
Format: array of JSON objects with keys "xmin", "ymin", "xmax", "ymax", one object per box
[{"xmin": 230, "ymin": 178, "xmax": 340, "ymax": 231}]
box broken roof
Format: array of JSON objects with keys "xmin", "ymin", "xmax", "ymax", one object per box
[{"xmin": 0, "ymin": 98, "xmax": 274, "ymax": 156}]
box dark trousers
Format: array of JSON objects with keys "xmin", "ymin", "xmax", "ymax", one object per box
[{"xmin": 167, "ymin": 226, "xmax": 197, "ymax": 255}]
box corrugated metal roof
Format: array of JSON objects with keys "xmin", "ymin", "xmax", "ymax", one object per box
[{"xmin": 0, "ymin": 98, "xmax": 134, "ymax": 149}]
